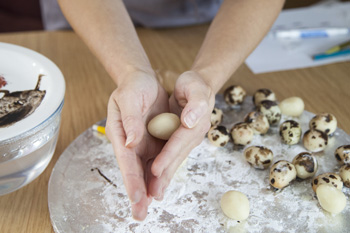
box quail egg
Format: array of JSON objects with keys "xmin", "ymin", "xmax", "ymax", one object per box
[
  {"xmin": 244, "ymin": 146, "xmax": 273, "ymax": 169},
  {"xmin": 252, "ymin": 88, "xmax": 276, "ymax": 107},
  {"xmin": 316, "ymin": 184, "xmax": 347, "ymax": 214},
  {"xmin": 339, "ymin": 164, "xmax": 350, "ymax": 188},
  {"xmin": 302, "ymin": 129, "xmax": 328, "ymax": 152},
  {"xmin": 279, "ymin": 96, "xmax": 304, "ymax": 117},
  {"xmin": 309, "ymin": 113, "xmax": 337, "ymax": 136},
  {"xmin": 258, "ymin": 100, "xmax": 281, "ymax": 125},
  {"xmin": 279, "ymin": 120, "xmax": 302, "ymax": 145},
  {"xmin": 311, "ymin": 172, "xmax": 343, "ymax": 193},
  {"xmin": 231, "ymin": 122, "xmax": 254, "ymax": 146},
  {"xmin": 210, "ymin": 107, "xmax": 223, "ymax": 126},
  {"xmin": 220, "ymin": 190, "xmax": 250, "ymax": 221},
  {"xmin": 207, "ymin": 125, "xmax": 230, "ymax": 147},
  {"xmin": 147, "ymin": 113, "xmax": 180, "ymax": 140},
  {"xmin": 334, "ymin": 145, "xmax": 350, "ymax": 164},
  {"xmin": 292, "ymin": 152, "xmax": 318, "ymax": 179},
  {"xmin": 244, "ymin": 111, "xmax": 269, "ymax": 135},
  {"xmin": 223, "ymin": 85, "xmax": 246, "ymax": 107},
  {"xmin": 269, "ymin": 160, "xmax": 296, "ymax": 189}
]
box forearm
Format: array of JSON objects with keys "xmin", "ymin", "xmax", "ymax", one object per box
[
  {"xmin": 192, "ymin": 0, "xmax": 285, "ymax": 93},
  {"xmin": 58, "ymin": 0, "xmax": 154, "ymax": 85}
]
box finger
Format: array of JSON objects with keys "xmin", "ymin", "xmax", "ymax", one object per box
[
  {"xmin": 105, "ymin": 96, "xmax": 148, "ymax": 220},
  {"xmin": 148, "ymin": 147, "xmax": 190, "ymax": 201},
  {"xmin": 131, "ymin": 195, "xmax": 149, "ymax": 221},
  {"xmin": 172, "ymin": 73, "xmax": 212, "ymax": 129},
  {"xmin": 115, "ymin": 89, "xmax": 145, "ymax": 148},
  {"xmin": 150, "ymin": 118, "xmax": 211, "ymax": 194},
  {"xmin": 181, "ymin": 96, "xmax": 209, "ymax": 129}
]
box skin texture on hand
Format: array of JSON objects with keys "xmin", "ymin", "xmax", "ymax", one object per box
[
  {"xmin": 149, "ymin": 71, "xmax": 215, "ymax": 201},
  {"xmin": 105, "ymin": 71, "xmax": 169, "ymax": 220},
  {"xmin": 106, "ymin": 70, "xmax": 214, "ymax": 220}
]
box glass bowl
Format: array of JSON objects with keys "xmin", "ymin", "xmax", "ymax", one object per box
[
  {"xmin": 0, "ymin": 42, "xmax": 65, "ymax": 195},
  {"xmin": 0, "ymin": 101, "xmax": 63, "ymax": 195}
]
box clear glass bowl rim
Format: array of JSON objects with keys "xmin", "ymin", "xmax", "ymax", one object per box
[{"xmin": 0, "ymin": 99, "xmax": 64, "ymax": 146}]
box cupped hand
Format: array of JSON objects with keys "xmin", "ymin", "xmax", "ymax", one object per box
[
  {"xmin": 105, "ymin": 71, "xmax": 169, "ymax": 221},
  {"xmin": 149, "ymin": 70, "xmax": 215, "ymax": 200}
]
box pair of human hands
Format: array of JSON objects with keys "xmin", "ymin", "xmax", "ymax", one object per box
[{"xmin": 105, "ymin": 70, "xmax": 215, "ymax": 221}]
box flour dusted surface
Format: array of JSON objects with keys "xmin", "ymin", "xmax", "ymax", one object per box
[{"xmin": 48, "ymin": 96, "xmax": 350, "ymax": 233}]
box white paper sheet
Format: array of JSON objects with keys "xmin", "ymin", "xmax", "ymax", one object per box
[{"xmin": 245, "ymin": 1, "xmax": 350, "ymax": 74}]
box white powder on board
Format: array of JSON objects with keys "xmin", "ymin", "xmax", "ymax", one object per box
[
  {"xmin": 88, "ymin": 106, "xmax": 349, "ymax": 232},
  {"xmin": 86, "ymin": 127, "xmax": 350, "ymax": 233},
  {"xmin": 50, "ymin": 96, "xmax": 350, "ymax": 233}
]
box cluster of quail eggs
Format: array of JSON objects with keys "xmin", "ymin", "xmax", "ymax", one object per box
[
  {"xmin": 208, "ymin": 85, "xmax": 253, "ymax": 148},
  {"xmin": 243, "ymin": 147, "xmax": 320, "ymax": 191},
  {"xmin": 268, "ymin": 152, "xmax": 318, "ymax": 190},
  {"xmin": 311, "ymin": 172, "xmax": 346, "ymax": 214},
  {"xmin": 208, "ymin": 84, "xmax": 349, "ymax": 217},
  {"xmin": 208, "ymin": 86, "xmax": 307, "ymax": 148},
  {"xmin": 275, "ymin": 98, "xmax": 348, "ymax": 214},
  {"xmin": 208, "ymin": 86, "xmax": 278, "ymax": 148},
  {"xmin": 208, "ymin": 85, "xmax": 309, "ymax": 150},
  {"xmin": 300, "ymin": 144, "xmax": 350, "ymax": 214},
  {"xmin": 302, "ymin": 113, "xmax": 337, "ymax": 152}
]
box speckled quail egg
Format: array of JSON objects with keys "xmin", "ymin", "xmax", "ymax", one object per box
[
  {"xmin": 292, "ymin": 152, "xmax": 318, "ymax": 179},
  {"xmin": 334, "ymin": 145, "xmax": 350, "ymax": 164},
  {"xmin": 223, "ymin": 85, "xmax": 246, "ymax": 107},
  {"xmin": 244, "ymin": 111, "xmax": 270, "ymax": 135},
  {"xmin": 309, "ymin": 113, "xmax": 337, "ymax": 136},
  {"xmin": 311, "ymin": 173, "xmax": 343, "ymax": 193},
  {"xmin": 207, "ymin": 125, "xmax": 230, "ymax": 147},
  {"xmin": 258, "ymin": 100, "xmax": 281, "ymax": 125},
  {"xmin": 231, "ymin": 122, "xmax": 254, "ymax": 146},
  {"xmin": 279, "ymin": 120, "xmax": 302, "ymax": 145},
  {"xmin": 339, "ymin": 164, "xmax": 350, "ymax": 188},
  {"xmin": 244, "ymin": 146, "xmax": 273, "ymax": 169},
  {"xmin": 211, "ymin": 107, "xmax": 223, "ymax": 126},
  {"xmin": 269, "ymin": 160, "xmax": 297, "ymax": 189},
  {"xmin": 252, "ymin": 88, "xmax": 276, "ymax": 107},
  {"xmin": 302, "ymin": 129, "xmax": 328, "ymax": 152}
]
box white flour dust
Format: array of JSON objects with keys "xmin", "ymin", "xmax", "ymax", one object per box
[{"xmin": 48, "ymin": 96, "xmax": 350, "ymax": 233}]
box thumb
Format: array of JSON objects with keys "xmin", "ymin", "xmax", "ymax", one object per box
[{"xmin": 181, "ymin": 94, "xmax": 209, "ymax": 129}]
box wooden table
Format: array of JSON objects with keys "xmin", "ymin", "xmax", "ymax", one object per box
[{"xmin": 0, "ymin": 26, "xmax": 349, "ymax": 233}]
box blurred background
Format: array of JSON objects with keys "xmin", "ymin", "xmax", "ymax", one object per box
[{"xmin": 1, "ymin": 0, "xmax": 349, "ymax": 33}]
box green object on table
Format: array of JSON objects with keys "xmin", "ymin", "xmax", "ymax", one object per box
[
  {"xmin": 313, "ymin": 48, "xmax": 350, "ymax": 60},
  {"xmin": 325, "ymin": 40, "xmax": 350, "ymax": 54}
]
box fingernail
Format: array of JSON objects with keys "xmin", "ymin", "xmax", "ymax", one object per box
[
  {"xmin": 132, "ymin": 208, "xmax": 141, "ymax": 220},
  {"xmin": 155, "ymin": 169, "xmax": 162, "ymax": 178},
  {"xmin": 131, "ymin": 190, "xmax": 142, "ymax": 204},
  {"xmin": 125, "ymin": 132, "xmax": 135, "ymax": 147},
  {"xmin": 154, "ymin": 192, "xmax": 163, "ymax": 201},
  {"xmin": 184, "ymin": 111, "xmax": 197, "ymax": 128},
  {"xmin": 154, "ymin": 186, "xmax": 164, "ymax": 201},
  {"xmin": 154, "ymin": 196, "xmax": 163, "ymax": 201}
]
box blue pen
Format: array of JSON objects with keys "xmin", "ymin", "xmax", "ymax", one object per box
[
  {"xmin": 313, "ymin": 48, "xmax": 350, "ymax": 60},
  {"xmin": 275, "ymin": 28, "xmax": 350, "ymax": 39}
]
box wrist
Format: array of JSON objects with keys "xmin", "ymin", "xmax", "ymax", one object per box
[
  {"xmin": 190, "ymin": 66, "xmax": 227, "ymax": 94},
  {"xmin": 107, "ymin": 63, "xmax": 156, "ymax": 86}
]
